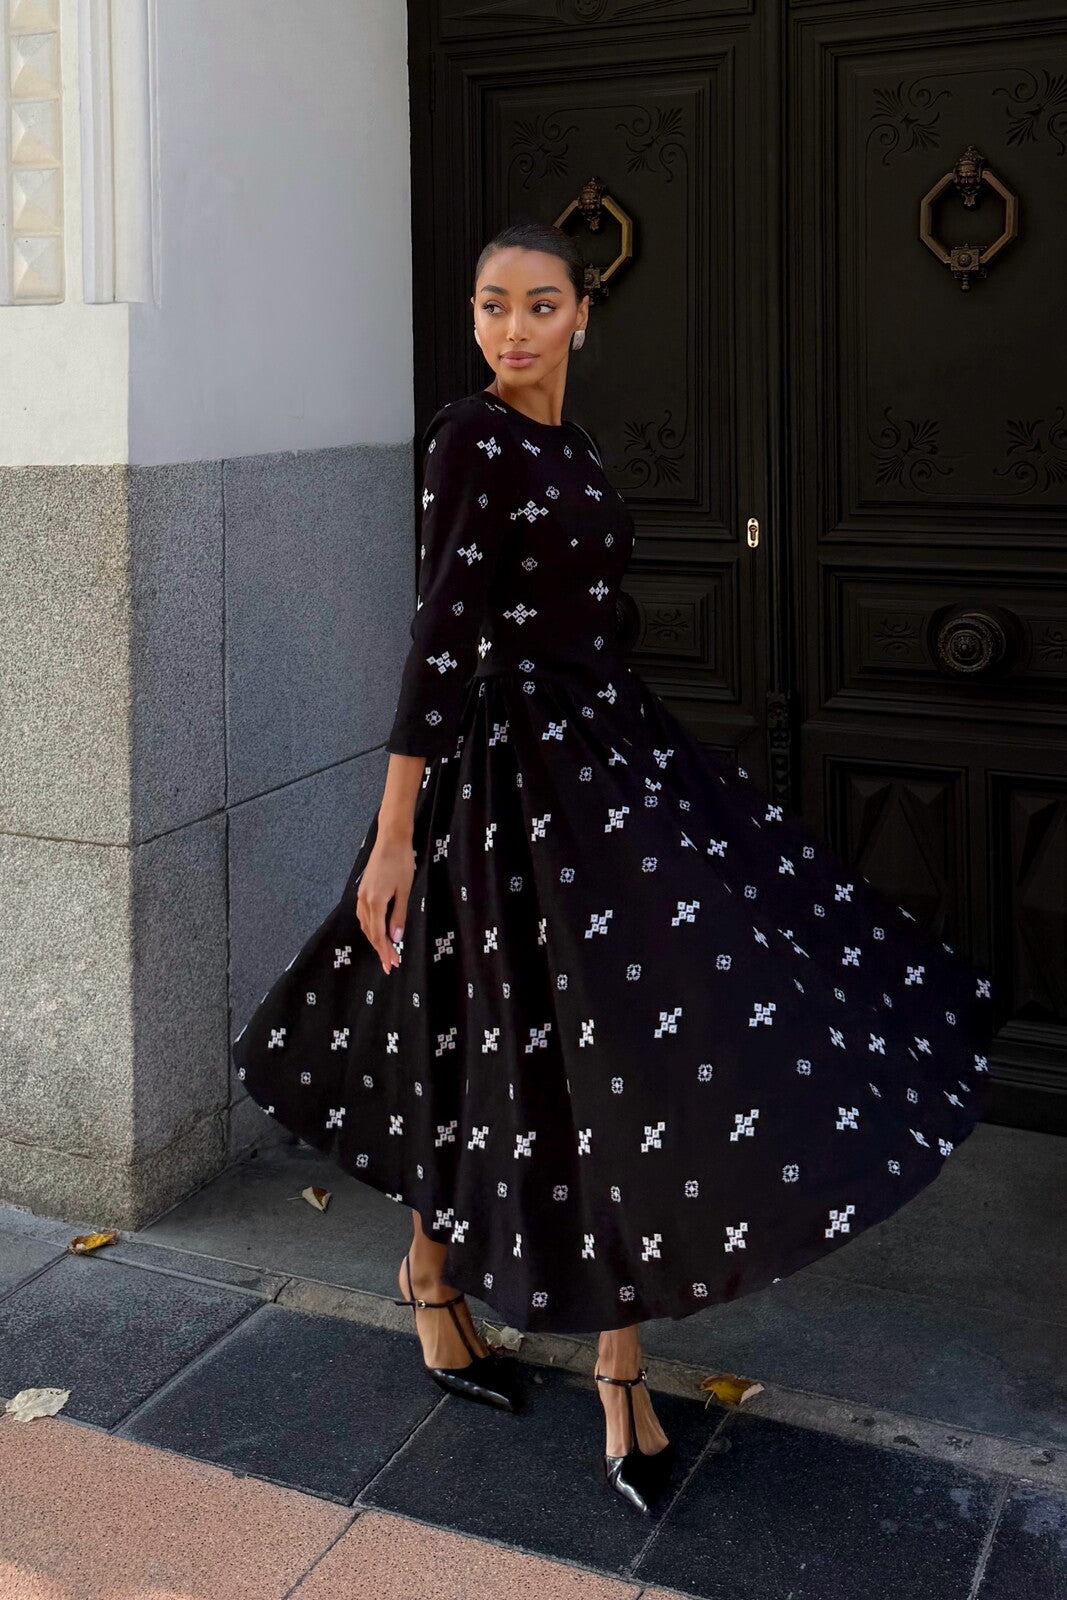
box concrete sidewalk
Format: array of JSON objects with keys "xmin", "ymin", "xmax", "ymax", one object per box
[{"xmin": 1, "ymin": 1119, "xmax": 1065, "ymax": 1598}]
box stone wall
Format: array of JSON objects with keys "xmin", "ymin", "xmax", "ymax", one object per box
[{"xmin": 0, "ymin": 442, "xmax": 412, "ymax": 1224}]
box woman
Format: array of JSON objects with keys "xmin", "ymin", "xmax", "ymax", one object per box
[{"xmin": 232, "ymin": 220, "xmax": 997, "ymax": 1517}]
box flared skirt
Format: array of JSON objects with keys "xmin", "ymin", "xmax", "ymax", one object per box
[{"xmin": 231, "ymin": 665, "xmax": 997, "ymax": 1334}]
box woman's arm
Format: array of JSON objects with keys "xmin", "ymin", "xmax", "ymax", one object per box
[
  {"xmin": 384, "ymin": 405, "xmax": 510, "ymax": 759},
  {"xmin": 378, "ymin": 752, "xmax": 427, "ymax": 840},
  {"xmin": 358, "ymin": 404, "xmax": 511, "ymax": 972}
]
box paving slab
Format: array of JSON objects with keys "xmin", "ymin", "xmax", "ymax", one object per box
[
  {"xmin": 129, "ymin": 1130, "xmax": 1067, "ymax": 1456},
  {"xmin": 12, "ymin": 1117, "xmax": 1067, "ymax": 1469},
  {"xmin": 634, "ymin": 1409, "xmax": 1002, "ymax": 1600},
  {"xmin": 0, "ymin": 1226, "xmax": 67, "ymax": 1295},
  {"xmin": 103, "ymin": 1235, "xmax": 290, "ymax": 1298},
  {"xmin": 136, "ymin": 1142, "xmax": 505, "ymax": 1322},
  {"xmin": 136, "ymin": 1143, "xmax": 430, "ymax": 1299},
  {"xmin": 293, "ymin": 1509, "xmax": 648, "ymax": 1598},
  {"xmin": 975, "ymin": 1482, "xmax": 1067, "ymax": 1600},
  {"xmin": 0, "ymin": 1241, "xmax": 1058, "ymax": 1600},
  {"xmin": 632, "ymin": 1267, "xmax": 1067, "ymax": 1452},
  {"xmin": 360, "ymin": 1363, "xmax": 729, "ymax": 1576},
  {"xmin": 806, "ymin": 1124, "xmax": 1067, "ymax": 1326},
  {"xmin": 0, "ymin": 1411, "xmax": 351, "ymax": 1600},
  {"xmin": 0, "ymin": 1204, "xmax": 98, "ymax": 1245},
  {"xmin": 120, "ymin": 1302, "xmax": 446, "ymax": 1502},
  {"xmin": 0, "ymin": 1254, "xmax": 254, "ymax": 1427}
]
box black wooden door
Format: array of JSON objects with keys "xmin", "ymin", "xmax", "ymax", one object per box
[
  {"xmin": 788, "ymin": 0, "xmax": 1067, "ymax": 1134},
  {"xmin": 408, "ymin": 0, "xmax": 1067, "ymax": 1133}
]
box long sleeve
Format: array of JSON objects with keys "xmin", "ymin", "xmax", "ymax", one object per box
[{"xmin": 385, "ymin": 404, "xmax": 510, "ymax": 759}]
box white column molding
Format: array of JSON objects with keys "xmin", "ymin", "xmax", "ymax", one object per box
[
  {"xmin": 77, "ymin": 0, "xmax": 112, "ymax": 300},
  {"xmin": 78, "ymin": 0, "xmax": 157, "ymax": 305},
  {"xmin": 1, "ymin": 0, "xmax": 65, "ymax": 305}
]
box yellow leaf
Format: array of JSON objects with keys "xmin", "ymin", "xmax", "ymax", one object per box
[
  {"xmin": 301, "ymin": 1185, "xmax": 332, "ymax": 1211},
  {"xmin": 68, "ymin": 1231, "xmax": 118, "ymax": 1254},
  {"xmin": 699, "ymin": 1372, "xmax": 764, "ymax": 1407}
]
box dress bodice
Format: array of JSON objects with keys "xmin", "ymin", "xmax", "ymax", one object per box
[{"xmin": 385, "ymin": 389, "xmax": 636, "ymax": 759}]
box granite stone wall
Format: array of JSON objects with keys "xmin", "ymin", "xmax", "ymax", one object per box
[{"xmin": 0, "ymin": 441, "xmax": 412, "ymax": 1225}]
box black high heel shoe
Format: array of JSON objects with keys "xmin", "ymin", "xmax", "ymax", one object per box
[
  {"xmin": 595, "ymin": 1365, "xmax": 676, "ymax": 1515},
  {"xmin": 393, "ymin": 1251, "xmax": 521, "ymax": 1413}
]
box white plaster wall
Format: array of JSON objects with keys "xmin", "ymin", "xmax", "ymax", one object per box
[
  {"xmin": 0, "ymin": 300, "xmax": 129, "ymax": 462},
  {"xmin": 127, "ymin": 0, "xmax": 412, "ymax": 465}
]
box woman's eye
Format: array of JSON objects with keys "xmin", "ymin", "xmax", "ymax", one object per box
[{"xmin": 480, "ymin": 301, "xmax": 557, "ymax": 314}]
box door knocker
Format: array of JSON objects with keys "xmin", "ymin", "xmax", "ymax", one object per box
[
  {"xmin": 554, "ymin": 177, "xmax": 634, "ymax": 305},
  {"xmin": 919, "ymin": 145, "xmax": 1019, "ymax": 291}
]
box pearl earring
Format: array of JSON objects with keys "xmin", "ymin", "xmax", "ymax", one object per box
[{"xmin": 474, "ymin": 329, "xmax": 482, "ymax": 346}]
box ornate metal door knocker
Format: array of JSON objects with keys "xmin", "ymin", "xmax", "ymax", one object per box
[
  {"xmin": 919, "ymin": 145, "xmax": 1019, "ymax": 290},
  {"xmin": 555, "ymin": 177, "xmax": 634, "ymax": 305}
]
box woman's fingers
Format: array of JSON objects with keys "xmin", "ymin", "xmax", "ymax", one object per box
[
  {"xmin": 389, "ymin": 888, "xmax": 409, "ymax": 948},
  {"xmin": 358, "ymin": 892, "xmax": 394, "ymax": 972},
  {"xmin": 356, "ymin": 839, "xmax": 415, "ymax": 975},
  {"xmin": 357, "ymin": 883, "xmax": 412, "ymax": 972}
]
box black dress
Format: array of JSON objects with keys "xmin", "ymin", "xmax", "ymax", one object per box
[{"xmin": 231, "ymin": 388, "xmax": 997, "ymax": 1335}]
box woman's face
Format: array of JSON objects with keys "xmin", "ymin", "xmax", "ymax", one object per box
[{"xmin": 472, "ymin": 247, "xmax": 589, "ymax": 386}]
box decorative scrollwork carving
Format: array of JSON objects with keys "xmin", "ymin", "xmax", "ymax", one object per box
[
  {"xmin": 1034, "ymin": 625, "xmax": 1067, "ymax": 664},
  {"xmin": 510, "ymin": 114, "xmax": 577, "ymax": 190},
  {"xmin": 869, "ymin": 406, "xmax": 955, "ymax": 493},
  {"xmin": 872, "ymin": 617, "xmax": 919, "ymax": 657},
  {"xmin": 993, "ymin": 409, "xmax": 1067, "ymax": 493},
  {"xmin": 868, "ymin": 80, "xmax": 951, "ymax": 165},
  {"xmin": 994, "ymin": 69, "xmax": 1067, "ymax": 157},
  {"xmin": 642, "ymin": 605, "xmax": 690, "ymax": 644},
  {"xmin": 618, "ymin": 413, "xmax": 686, "ymax": 487},
  {"xmin": 617, "ymin": 105, "xmax": 686, "ymax": 181}
]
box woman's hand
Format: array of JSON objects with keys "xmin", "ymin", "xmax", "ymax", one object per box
[
  {"xmin": 359, "ymin": 754, "xmax": 426, "ymax": 974},
  {"xmin": 356, "ymin": 831, "xmax": 415, "ymax": 975}
]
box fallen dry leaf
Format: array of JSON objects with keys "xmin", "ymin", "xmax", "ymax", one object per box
[
  {"xmin": 700, "ymin": 1372, "xmax": 764, "ymax": 1408},
  {"xmin": 68, "ymin": 1231, "xmax": 117, "ymax": 1254},
  {"xmin": 5, "ymin": 1387, "xmax": 70, "ymax": 1422},
  {"xmin": 479, "ymin": 1321, "xmax": 524, "ymax": 1352},
  {"xmin": 300, "ymin": 1185, "xmax": 332, "ymax": 1211}
]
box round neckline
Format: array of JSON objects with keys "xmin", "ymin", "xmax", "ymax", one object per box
[{"xmin": 479, "ymin": 387, "xmax": 574, "ymax": 433}]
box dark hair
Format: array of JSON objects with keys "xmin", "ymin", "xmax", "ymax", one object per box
[{"xmin": 474, "ymin": 220, "xmax": 587, "ymax": 306}]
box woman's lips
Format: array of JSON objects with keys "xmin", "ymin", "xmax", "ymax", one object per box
[{"xmin": 501, "ymin": 353, "xmax": 536, "ymax": 364}]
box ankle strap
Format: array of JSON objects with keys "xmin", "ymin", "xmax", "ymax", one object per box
[
  {"xmin": 395, "ymin": 1291, "xmax": 465, "ymax": 1309},
  {"xmin": 595, "ymin": 1365, "xmax": 648, "ymax": 1387},
  {"xmin": 401, "ymin": 1249, "xmax": 465, "ymax": 1309},
  {"xmin": 397, "ymin": 1251, "xmax": 483, "ymax": 1364}
]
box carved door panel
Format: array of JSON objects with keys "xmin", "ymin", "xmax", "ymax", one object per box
[
  {"xmin": 409, "ymin": 0, "xmax": 1066, "ymax": 1131},
  {"xmin": 790, "ymin": 0, "xmax": 1067, "ymax": 1132}
]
